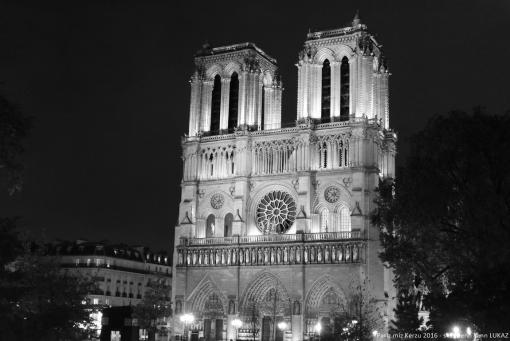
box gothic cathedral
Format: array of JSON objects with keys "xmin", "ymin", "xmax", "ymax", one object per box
[{"xmin": 173, "ymin": 15, "xmax": 397, "ymax": 341}]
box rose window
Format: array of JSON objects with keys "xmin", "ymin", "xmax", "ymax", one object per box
[
  {"xmin": 256, "ymin": 191, "xmax": 296, "ymax": 234},
  {"xmin": 324, "ymin": 186, "xmax": 340, "ymax": 203},
  {"xmin": 210, "ymin": 193, "xmax": 224, "ymax": 209}
]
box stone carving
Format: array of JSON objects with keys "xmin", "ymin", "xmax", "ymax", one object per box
[
  {"xmin": 197, "ymin": 188, "xmax": 206, "ymax": 199},
  {"xmin": 343, "ymin": 177, "xmax": 353, "ymax": 188},
  {"xmin": 229, "ymin": 184, "xmax": 235, "ymax": 196},
  {"xmin": 293, "ymin": 301, "xmax": 301, "ymax": 315},
  {"xmin": 228, "ymin": 300, "xmax": 236, "ymax": 314},
  {"xmin": 256, "ymin": 190, "xmax": 297, "ymax": 234},
  {"xmin": 292, "ymin": 177, "xmax": 299, "ymax": 191},
  {"xmin": 210, "ymin": 193, "xmax": 224, "ymax": 209}
]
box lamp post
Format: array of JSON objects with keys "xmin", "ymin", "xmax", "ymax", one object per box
[
  {"xmin": 232, "ymin": 318, "xmax": 243, "ymax": 341},
  {"xmin": 315, "ymin": 322, "xmax": 322, "ymax": 341},
  {"xmin": 278, "ymin": 321, "xmax": 287, "ymax": 341},
  {"xmin": 180, "ymin": 313, "xmax": 194, "ymax": 341}
]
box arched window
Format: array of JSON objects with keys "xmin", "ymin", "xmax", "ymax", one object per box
[
  {"xmin": 206, "ymin": 214, "xmax": 215, "ymax": 238},
  {"xmin": 340, "ymin": 57, "xmax": 350, "ymax": 121},
  {"xmin": 260, "ymin": 86, "xmax": 265, "ymax": 130},
  {"xmin": 228, "ymin": 72, "xmax": 239, "ymax": 133},
  {"xmin": 321, "ymin": 59, "xmax": 331, "ymax": 122},
  {"xmin": 224, "ymin": 213, "xmax": 233, "ymax": 237},
  {"xmin": 210, "ymin": 74, "xmax": 221, "ymax": 133},
  {"xmin": 339, "ymin": 206, "xmax": 351, "ymax": 232},
  {"xmin": 320, "ymin": 208, "xmax": 329, "ymax": 232}
]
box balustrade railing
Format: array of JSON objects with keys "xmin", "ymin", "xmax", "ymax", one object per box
[{"xmin": 182, "ymin": 231, "xmax": 363, "ymax": 246}]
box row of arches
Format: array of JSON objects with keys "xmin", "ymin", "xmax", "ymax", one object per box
[
  {"xmin": 206, "ymin": 213, "xmax": 233, "ymax": 238},
  {"xmin": 320, "ymin": 57, "xmax": 350, "ymax": 122},
  {"xmin": 210, "ymin": 73, "xmax": 239, "ymax": 134},
  {"xmin": 319, "ymin": 206, "xmax": 351, "ymax": 232}
]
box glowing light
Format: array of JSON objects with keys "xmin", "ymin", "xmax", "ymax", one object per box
[
  {"xmin": 373, "ymin": 330, "xmax": 378, "ymax": 337},
  {"xmin": 467, "ymin": 327, "xmax": 472, "ymax": 336},
  {"xmin": 232, "ymin": 318, "xmax": 242, "ymax": 328},
  {"xmin": 452, "ymin": 326, "xmax": 460, "ymax": 338},
  {"xmin": 315, "ymin": 322, "xmax": 322, "ymax": 334},
  {"xmin": 180, "ymin": 313, "xmax": 194, "ymax": 324},
  {"xmin": 352, "ymin": 320, "xmax": 358, "ymax": 325},
  {"xmin": 278, "ymin": 321, "xmax": 288, "ymax": 330}
]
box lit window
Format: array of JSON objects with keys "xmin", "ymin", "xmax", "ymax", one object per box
[
  {"xmin": 320, "ymin": 209, "xmax": 329, "ymax": 232},
  {"xmin": 340, "ymin": 206, "xmax": 351, "ymax": 232},
  {"xmin": 86, "ymin": 259, "xmax": 91, "ymax": 266},
  {"xmin": 321, "ymin": 59, "xmax": 331, "ymax": 122},
  {"xmin": 95, "ymin": 258, "xmax": 102, "ymax": 266},
  {"xmin": 340, "ymin": 56, "xmax": 350, "ymax": 121},
  {"xmin": 93, "ymin": 298, "xmax": 99, "ymax": 305},
  {"xmin": 75, "ymin": 259, "xmax": 80, "ymax": 266},
  {"xmin": 210, "ymin": 74, "xmax": 221, "ymax": 134}
]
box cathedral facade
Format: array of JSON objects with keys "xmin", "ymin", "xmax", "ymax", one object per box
[{"xmin": 173, "ymin": 16, "xmax": 396, "ymax": 341}]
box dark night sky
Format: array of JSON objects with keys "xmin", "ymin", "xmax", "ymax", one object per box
[{"xmin": 1, "ymin": 0, "xmax": 509, "ymax": 252}]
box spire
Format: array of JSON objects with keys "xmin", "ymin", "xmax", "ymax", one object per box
[{"xmin": 352, "ymin": 10, "xmax": 361, "ymax": 26}]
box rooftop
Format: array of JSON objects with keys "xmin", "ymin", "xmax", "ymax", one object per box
[{"xmin": 195, "ymin": 42, "xmax": 277, "ymax": 64}]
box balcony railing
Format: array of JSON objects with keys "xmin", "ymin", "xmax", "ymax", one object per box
[{"xmin": 183, "ymin": 231, "xmax": 363, "ymax": 246}]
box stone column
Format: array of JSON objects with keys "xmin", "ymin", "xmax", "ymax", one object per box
[
  {"xmin": 309, "ymin": 64, "xmax": 322, "ymax": 119},
  {"xmin": 291, "ymin": 315, "xmax": 302, "ymax": 341},
  {"xmin": 381, "ymin": 72, "xmax": 390, "ymax": 129},
  {"xmin": 330, "ymin": 61, "xmax": 341, "ymax": 119},
  {"xmin": 349, "ymin": 57, "xmax": 357, "ymax": 117},
  {"xmin": 238, "ymin": 71, "xmax": 248, "ymax": 127},
  {"xmin": 201, "ymin": 80, "xmax": 213, "ymax": 132},
  {"xmin": 296, "ymin": 62, "xmax": 308, "ymax": 119},
  {"xmin": 188, "ymin": 75, "xmax": 203, "ymax": 136},
  {"xmin": 220, "ymin": 78, "xmax": 231, "ymax": 131}
]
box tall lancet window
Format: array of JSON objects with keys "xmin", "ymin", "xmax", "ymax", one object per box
[
  {"xmin": 206, "ymin": 214, "xmax": 215, "ymax": 238},
  {"xmin": 210, "ymin": 74, "xmax": 221, "ymax": 133},
  {"xmin": 321, "ymin": 59, "xmax": 331, "ymax": 122},
  {"xmin": 224, "ymin": 213, "xmax": 233, "ymax": 237},
  {"xmin": 228, "ymin": 72, "xmax": 239, "ymax": 133},
  {"xmin": 340, "ymin": 57, "xmax": 350, "ymax": 121}
]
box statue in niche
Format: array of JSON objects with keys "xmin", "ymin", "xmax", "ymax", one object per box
[
  {"xmin": 283, "ymin": 247, "xmax": 288, "ymax": 263},
  {"xmin": 353, "ymin": 245, "xmax": 358, "ymax": 261},
  {"xmin": 304, "ymin": 247, "xmax": 308, "ymax": 263},
  {"xmin": 264, "ymin": 248, "xmax": 269, "ymax": 264},
  {"xmin": 337, "ymin": 248, "xmax": 343, "ymax": 262},
  {"xmin": 325, "ymin": 247, "xmax": 330, "ymax": 262},
  {"xmin": 186, "ymin": 252, "xmax": 191, "ymax": 265},
  {"xmin": 331, "ymin": 246, "xmax": 336, "ymax": 262},
  {"xmin": 239, "ymin": 249, "xmax": 244, "ymax": 264},
  {"xmin": 204, "ymin": 252, "xmax": 209, "ymax": 265},
  {"xmin": 178, "ymin": 252, "xmax": 183, "ymax": 265},
  {"xmin": 293, "ymin": 301, "xmax": 301, "ymax": 315},
  {"xmin": 258, "ymin": 248, "xmax": 263, "ymax": 264},
  {"xmin": 228, "ymin": 300, "xmax": 236, "ymax": 314},
  {"xmin": 317, "ymin": 247, "xmax": 322, "ymax": 262},
  {"xmin": 296, "ymin": 247, "xmax": 301, "ymax": 263},
  {"xmin": 310, "ymin": 247, "xmax": 315, "ymax": 263},
  {"xmin": 252, "ymin": 248, "xmax": 257, "ymax": 264},
  {"xmin": 232, "ymin": 249, "xmax": 236, "ymax": 265},
  {"xmin": 175, "ymin": 301, "xmax": 182, "ymax": 314},
  {"xmin": 198, "ymin": 251, "xmax": 202, "ymax": 265},
  {"xmin": 270, "ymin": 249, "xmax": 275, "ymax": 264},
  {"xmin": 192, "ymin": 252, "xmax": 197, "ymax": 265},
  {"xmin": 345, "ymin": 246, "xmax": 351, "ymax": 261},
  {"xmin": 227, "ymin": 249, "xmax": 231, "ymax": 265},
  {"xmin": 277, "ymin": 248, "xmax": 282, "ymax": 264}
]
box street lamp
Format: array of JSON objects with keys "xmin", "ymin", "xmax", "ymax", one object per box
[
  {"xmin": 315, "ymin": 322, "xmax": 322, "ymax": 341},
  {"xmin": 180, "ymin": 313, "xmax": 194, "ymax": 341},
  {"xmin": 232, "ymin": 318, "xmax": 242, "ymax": 341}
]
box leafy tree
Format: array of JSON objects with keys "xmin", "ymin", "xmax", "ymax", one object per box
[
  {"xmin": 133, "ymin": 276, "xmax": 172, "ymax": 341},
  {"xmin": 372, "ymin": 109, "xmax": 510, "ymax": 332},
  {"xmin": 1, "ymin": 243, "xmax": 98, "ymax": 341},
  {"xmin": 390, "ymin": 289, "xmax": 423, "ymax": 336},
  {"xmin": 0, "ymin": 93, "xmax": 31, "ymax": 195}
]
